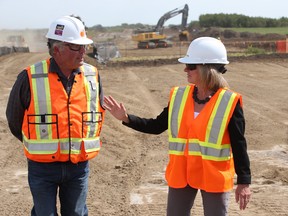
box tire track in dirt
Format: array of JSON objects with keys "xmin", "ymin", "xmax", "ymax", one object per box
[
  {"xmin": 112, "ymin": 68, "xmax": 168, "ymax": 215},
  {"xmin": 92, "ymin": 67, "xmax": 170, "ymax": 215}
]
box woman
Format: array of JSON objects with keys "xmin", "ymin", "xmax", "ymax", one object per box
[{"xmin": 104, "ymin": 37, "xmax": 251, "ymax": 216}]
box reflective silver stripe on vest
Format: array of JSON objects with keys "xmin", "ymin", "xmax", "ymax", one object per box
[
  {"xmin": 169, "ymin": 141, "xmax": 185, "ymax": 152},
  {"xmin": 189, "ymin": 140, "xmax": 231, "ymax": 160},
  {"xmin": 168, "ymin": 86, "xmax": 190, "ymax": 155},
  {"xmin": 84, "ymin": 139, "xmax": 101, "ymax": 152},
  {"xmin": 30, "ymin": 61, "xmax": 51, "ymax": 140},
  {"xmin": 83, "ymin": 66, "xmax": 99, "ymax": 138},
  {"xmin": 170, "ymin": 86, "xmax": 187, "ymax": 138},
  {"xmin": 208, "ymin": 90, "xmax": 233, "ymax": 144},
  {"xmin": 69, "ymin": 139, "xmax": 101, "ymax": 153},
  {"xmin": 23, "ymin": 139, "xmax": 58, "ymax": 153},
  {"xmin": 23, "ymin": 135, "xmax": 101, "ymax": 154}
]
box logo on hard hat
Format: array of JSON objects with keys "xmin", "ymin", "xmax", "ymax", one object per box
[
  {"xmin": 80, "ymin": 30, "xmax": 85, "ymax": 38},
  {"xmin": 55, "ymin": 24, "xmax": 65, "ymax": 36}
]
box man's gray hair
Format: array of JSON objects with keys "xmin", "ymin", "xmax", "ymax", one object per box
[{"xmin": 47, "ymin": 39, "xmax": 62, "ymax": 56}]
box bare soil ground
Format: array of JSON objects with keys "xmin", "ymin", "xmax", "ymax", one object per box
[{"xmin": 0, "ymin": 31, "xmax": 288, "ymax": 215}]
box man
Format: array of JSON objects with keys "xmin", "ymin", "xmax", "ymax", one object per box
[{"xmin": 6, "ymin": 15, "xmax": 105, "ymax": 216}]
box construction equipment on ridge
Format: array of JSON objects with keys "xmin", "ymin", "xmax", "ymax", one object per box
[{"xmin": 132, "ymin": 4, "xmax": 189, "ymax": 49}]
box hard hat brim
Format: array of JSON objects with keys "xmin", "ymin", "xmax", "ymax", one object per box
[
  {"xmin": 178, "ymin": 57, "xmax": 191, "ymax": 64},
  {"xmin": 45, "ymin": 34, "xmax": 93, "ymax": 45},
  {"xmin": 178, "ymin": 57, "xmax": 229, "ymax": 65},
  {"xmin": 66, "ymin": 37, "xmax": 93, "ymax": 45}
]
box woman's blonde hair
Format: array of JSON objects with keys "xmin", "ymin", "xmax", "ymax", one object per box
[{"xmin": 197, "ymin": 64, "xmax": 229, "ymax": 92}]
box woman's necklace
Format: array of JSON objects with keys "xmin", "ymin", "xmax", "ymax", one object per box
[{"xmin": 193, "ymin": 86, "xmax": 215, "ymax": 104}]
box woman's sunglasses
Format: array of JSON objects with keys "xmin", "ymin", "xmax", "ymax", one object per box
[{"xmin": 185, "ymin": 64, "xmax": 197, "ymax": 70}]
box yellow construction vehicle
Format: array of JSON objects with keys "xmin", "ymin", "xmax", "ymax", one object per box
[{"xmin": 132, "ymin": 4, "xmax": 189, "ymax": 49}]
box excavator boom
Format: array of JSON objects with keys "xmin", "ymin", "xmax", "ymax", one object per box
[
  {"xmin": 132, "ymin": 4, "xmax": 189, "ymax": 48},
  {"xmin": 155, "ymin": 4, "xmax": 189, "ymax": 34}
]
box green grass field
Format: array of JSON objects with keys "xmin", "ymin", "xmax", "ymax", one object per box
[{"xmin": 225, "ymin": 27, "xmax": 288, "ymax": 35}]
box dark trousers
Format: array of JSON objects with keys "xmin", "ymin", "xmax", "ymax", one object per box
[{"xmin": 167, "ymin": 185, "xmax": 230, "ymax": 216}]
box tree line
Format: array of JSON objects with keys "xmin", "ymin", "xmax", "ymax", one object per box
[
  {"xmin": 197, "ymin": 13, "xmax": 288, "ymax": 28},
  {"xmin": 90, "ymin": 14, "xmax": 288, "ymax": 31}
]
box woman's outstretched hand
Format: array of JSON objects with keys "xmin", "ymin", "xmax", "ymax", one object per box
[{"xmin": 104, "ymin": 95, "xmax": 129, "ymax": 123}]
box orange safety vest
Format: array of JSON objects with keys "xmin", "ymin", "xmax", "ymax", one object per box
[
  {"xmin": 166, "ymin": 84, "xmax": 242, "ymax": 192},
  {"xmin": 22, "ymin": 59, "xmax": 105, "ymax": 164}
]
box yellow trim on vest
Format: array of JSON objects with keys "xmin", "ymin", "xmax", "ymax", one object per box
[
  {"xmin": 30, "ymin": 64, "xmax": 41, "ymax": 139},
  {"xmin": 206, "ymin": 90, "xmax": 225, "ymax": 142},
  {"xmin": 169, "ymin": 137, "xmax": 187, "ymax": 143},
  {"xmin": 178, "ymin": 86, "xmax": 190, "ymax": 132},
  {"xmin": 168, "ymin": 86, "xmax": 191, "ymax": 138},
  {"xmin": 84, "ymin": 74, "xmax": 92, "ymax": 138},
  {"xmin": 30, "ymin": 60, "xmax": 53, "ymax": 140},
  {"xmin": 169, "ymin": 150, "xmax": 185, "ymax": 155},
  {"xmin": 217, "ymin": 93, "xmax": 236, "ymax": 144},
  {"xmin": 189, "ymin": 138, "xmax": 230, "ymax": 149},
  {"xmin": 42, "ymin": 61, "xmax": 53, "ymax": 140},
  {"xmin": 189, "ymin": 152, "xmax": 231, "ymax": 161},
  {"xmin": 83, "ymin": 66, "xmax": 99, "ymax": 139},
  {"xmin": 168, "ymin": 87, "xmax": 178, "ymax": 138}
]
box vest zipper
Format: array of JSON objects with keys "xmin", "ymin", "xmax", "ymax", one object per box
[{"xmin": 67, "ymin": 96, "xmax": 72, "ymax": 161}]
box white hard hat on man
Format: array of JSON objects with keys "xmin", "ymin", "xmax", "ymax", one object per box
[{"xmin": 46, "ymin": 16, "xmax": 93, "ymax": 45}]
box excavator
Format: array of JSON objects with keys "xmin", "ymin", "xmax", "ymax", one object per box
[{"xmin": 132, "ymin": 4, "xmax": 189, "ymax": 49}]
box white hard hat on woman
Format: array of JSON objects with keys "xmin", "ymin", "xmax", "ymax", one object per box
[
  {"xmin": 178, "ymin": 37, "xmax": 229, "ymax": 65},
  {"xmin": 46, "ymin": 15, "xmax": 93, "ymax": 45}
]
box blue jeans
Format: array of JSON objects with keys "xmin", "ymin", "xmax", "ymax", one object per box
[{"xmin": 28, "ymin": 159, "xmax": 89, "ymax": 216}]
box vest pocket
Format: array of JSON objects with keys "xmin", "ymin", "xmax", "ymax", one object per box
[
  {"xmin": 82, "ymin": 112, "xmax": 102, "ymax": 137},
  {"xmin": 27, "ymin": 114, "xmax": 59, "ymax": 139},
  {"xmin": 24, "ymin": 142, "xmax": 62, "ymax": 162},
  {"xmin": 79, "ymin": 139, "xmax": 100, "ymax": 161}
]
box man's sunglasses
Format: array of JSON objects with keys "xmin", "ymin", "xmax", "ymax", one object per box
[
  {"xmin": 63, "ymin": 43, "xmax": 86, "ymax": 51},
  {"xmin": 185, "ymin": 64, "xmax": 197, "ymax": 70}
]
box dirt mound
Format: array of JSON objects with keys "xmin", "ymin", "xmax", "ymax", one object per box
[
  {"xmin": 189, "ymin": 27, "xmax": 286, "ymax": 41},
  {"xmin": 85, "ymin": 52, "xmax": 288, "ymax": 68}
]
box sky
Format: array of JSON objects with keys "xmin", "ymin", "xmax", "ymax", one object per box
[{"xmin": 0, "ymin": 0, "xmax": 287, "ymax": 30}]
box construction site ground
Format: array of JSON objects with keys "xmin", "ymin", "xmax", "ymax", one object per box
[{"xmin": 0, "ymin": 29, "xmax": 288, "ymax": 215}]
